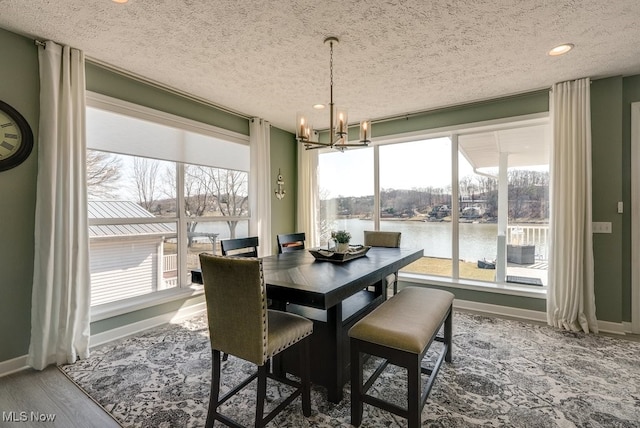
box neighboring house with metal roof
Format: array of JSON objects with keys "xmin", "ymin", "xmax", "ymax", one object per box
[{"xmin": 88, "ymin": 201, "xmax": 176, "ymax": 306}]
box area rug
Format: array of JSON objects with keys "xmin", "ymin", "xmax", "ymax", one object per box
[{"xmin": 60, "ymin": 311, "xmax": 640, "ymax": 427}]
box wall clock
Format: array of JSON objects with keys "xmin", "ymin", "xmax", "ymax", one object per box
[{"xmin": 0, "ymin": 100, "xmax": 34, "ymax": 172}]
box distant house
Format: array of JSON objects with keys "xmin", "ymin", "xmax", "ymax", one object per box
[{"xmin": 88, "ymin": 201, "xmax": 175, "ymax": 306}]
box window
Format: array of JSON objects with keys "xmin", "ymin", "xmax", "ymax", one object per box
[
  {"xmin": 318, "ymin": 147, "xmax": 373, "ymax": 244},
  {"xmin": 317, "ymin": 116, "xmax": 550, "ymax": 290},
  {"xmin": 379, "ymin": 138, "xmax": 453, "ymax": 275},
  {"xmin": 86, "ymin": 93, "xmax": 250, "ymax": 308}
]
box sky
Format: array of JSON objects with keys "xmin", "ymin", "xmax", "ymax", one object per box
[{"xmin": 318, "ymin": 137, "xmax": 472, "ymax": 198}]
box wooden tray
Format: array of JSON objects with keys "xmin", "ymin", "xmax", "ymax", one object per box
[{"xmin": 309, "ymin": 245, "xmax": 371, "ymax": 263}]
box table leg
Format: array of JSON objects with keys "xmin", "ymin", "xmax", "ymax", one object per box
[{"xmin": 326, "ymin": 302, "xmax": 343, "ymax": 403}]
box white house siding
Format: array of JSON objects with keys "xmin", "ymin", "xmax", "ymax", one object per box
[{"xmin": 90, "ymin": 237, "xmax": 160, "ymax": 306}]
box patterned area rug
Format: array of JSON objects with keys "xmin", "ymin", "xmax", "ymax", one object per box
[{"xmin": 60, "ymin": 311, "xmax": 640, "ymax": 427}]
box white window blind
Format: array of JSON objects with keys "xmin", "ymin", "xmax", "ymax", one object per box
[{"xmin": 86, "ymin": 92, "xmax": 249, "ymax": 171}]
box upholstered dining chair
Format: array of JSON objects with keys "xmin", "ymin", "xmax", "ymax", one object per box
[
  {"xmin": 220, "ymin": 236, "xmax": 259, "ymax": 257},
  {"xmin": 364, "ymin": 231, "xmax": 402, "ymax": 295},
  {"xmin": 199, "ymin": 253, "xmax": 313, "ymax": 428},
  {"xmin": 277, "ymin": 232, "xmax": 306, "ymax": 254}
]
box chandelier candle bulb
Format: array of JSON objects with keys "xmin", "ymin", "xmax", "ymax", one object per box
[
  {"xmin": 360, "ymin": 120, "xmax": 371, "ymax": 142},
  {"xmin": 297, "ymin": 113, "xmax": 307, "ymax": 141},
  {"xmin": 336, "ymin": 109, "xmax": 348, "ymax": 136}
]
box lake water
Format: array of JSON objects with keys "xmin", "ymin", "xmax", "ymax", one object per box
[
  {"xmin": 191, "ymin": 218, "xmax": 545, "ymax": 262},
  {"xmin": 332, "ymin": 218, "xmax": 498, "ymax": 261}
]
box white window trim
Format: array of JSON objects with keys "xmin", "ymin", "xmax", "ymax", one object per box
[
  {"xmin": 90, "ymin": 285, "xmax": 204, "ymax": 322},
  {"xmin": 399, "ymin": 272, "xmax": 547, "ymax": 299}
]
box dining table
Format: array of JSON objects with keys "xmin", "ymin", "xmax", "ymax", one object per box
[{"xmin": 262, "ymin": 246, "xmax": 423, "ymax": 403}]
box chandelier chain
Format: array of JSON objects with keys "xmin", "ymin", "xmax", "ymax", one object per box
[{"xmin": 329, "ymin": 41, "xmax": 334, "ymax": 94}]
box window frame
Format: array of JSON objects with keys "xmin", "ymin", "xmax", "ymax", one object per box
[
  {"xmin": 86, "ymin": 92, "xmax": 250, "ymax": 318},
  {"xmin": 318, "ymin": 112, "xmax": 550, "ymax": 299}
]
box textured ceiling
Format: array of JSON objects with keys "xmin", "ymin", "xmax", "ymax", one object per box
[{"xmin": 2, "ymin": 0, "xmax": 640, "ymax": 133}]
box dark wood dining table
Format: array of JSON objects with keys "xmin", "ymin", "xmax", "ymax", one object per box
[{"xmin": 262, "ymin": 246, "xmax": 423, "ymax": 403}]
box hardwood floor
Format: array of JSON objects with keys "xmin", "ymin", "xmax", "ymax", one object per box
[{"xmin": 0, "ymin": 366, "xmax": 120, "ymax": 428}]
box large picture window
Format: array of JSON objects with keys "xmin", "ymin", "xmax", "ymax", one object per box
[
  {"xmin": 318, "ymin": 116, "xmax": 550, "ymax": 290},
  {"xmin": 86, "ymin": 93, "xmax": 250, "ymax": 308}
]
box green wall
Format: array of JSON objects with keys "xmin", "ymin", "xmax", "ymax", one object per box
[
  {"xmin": 0, "ymin": 24, "xmax": 636, "ymax": 365},
  {"xmin": 0, "ymin": 29, "xmax": 39, "ymax": 363},
  {"xmin": 622, "ymin": 75, "xmax": 640, "ymax": 322},
  {"xmin": 591, "ymin": 77, "xmax": 624, "ymax": 323},
  {"xmin": 269, "ymin": 126, "xmax": 298, "ymax": 253},
  {"xmin": 321, "ymin": 90, "xmax": 549, "ymax": 143}
]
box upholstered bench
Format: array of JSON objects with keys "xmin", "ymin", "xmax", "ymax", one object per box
[{"xmin": 348, "ymin": 286, "xmax": 454, "ymax": 428}]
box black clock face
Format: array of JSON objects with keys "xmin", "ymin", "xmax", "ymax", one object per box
[{"xmin": 0, "ymin": 100, "xmax": 34, "ymax": 172}]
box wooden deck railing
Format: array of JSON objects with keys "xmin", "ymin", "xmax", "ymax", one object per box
[{"xmin": 507, "ymin": 224, "xmax": 549, "ymax": 260}]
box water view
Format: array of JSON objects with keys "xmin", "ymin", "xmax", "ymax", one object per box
[{"xmin": 332, "ymin": 218, "xmax": 498, "ymax": 261}]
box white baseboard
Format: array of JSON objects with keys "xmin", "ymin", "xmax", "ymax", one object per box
[
  {"xmin": 0, "ymin": 355, "xmax": 29, "ymax": 378},
  {"xmin": 90, "ymin": 302, "xmax": 207, "ymax": 348},
  {"xmin": 623, "ymin": 321, "xmax": 634, "ymax": 334},
  {"xmin": 454, "ymin": 299, "xmax": 627, "ymax": 335},
  {"xmin": 599, "ymin": 320, "xmax": 626, "ymax": 335}
]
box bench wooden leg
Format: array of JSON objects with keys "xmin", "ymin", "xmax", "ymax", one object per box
[
  {"xmin": 407, "ymin": 356, "xmax": 421, "ymax": 428},
  {"xmin": 350, "ymin": 341, "xmax": 363, "ymax": 427}
]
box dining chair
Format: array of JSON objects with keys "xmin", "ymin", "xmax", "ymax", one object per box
[
  {"xmin": 220, "ymin": 236, "xmax": 259, "ymax": 257},
  {"xmin": 199, "ymin": 253, "xmax": 313, "ymax": 428},
  {"xmin": 364, "ymin": 231, "xmax": 402, "ymax": 295},
  {"xmin": 277, "ymin": 232, "xmax": 306, "ymax": 254},
  {"xmin": 217, "ymin": 236, "xmax": 260, "ymax": 362}
]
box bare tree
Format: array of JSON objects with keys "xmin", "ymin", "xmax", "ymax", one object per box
[
  {"xmin": 203, "ymin": 167, "xmax": 248, "ymax": 238},
  {"xmin": 86, "ymin": 150, "xmax": 122, "ymax": 199},
  {"xmin": 182, "ymin": 165, "xmax": 214, "ymax": 247},
  {"xmin": 132, "ymin": 158, "xmax": 160, "ymax": 211}
]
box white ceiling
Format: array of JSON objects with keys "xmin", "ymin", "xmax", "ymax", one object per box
[{"xmin": 2, "ymin": 0, "xmax": 640, "ymax": 134}]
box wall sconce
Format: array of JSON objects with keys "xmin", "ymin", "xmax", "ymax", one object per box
[{"xmin": 274, "ymin": 168, "xmax": 286, "ymax": 200}]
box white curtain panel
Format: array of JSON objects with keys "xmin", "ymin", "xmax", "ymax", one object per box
[
  {"xmin": 249, "ymin": 118, "xmax": 272, "ymax": 256},
  {"xmin": 28, "ymin": 41, "xmax": 91, "ymax": 370},
  {"xmin": 547, "ymin": 77, "xmax": 598, "ymax": 333},
  {"xmin": 297, "ymin": 148, "xmax": 319, "ymax": 247}
]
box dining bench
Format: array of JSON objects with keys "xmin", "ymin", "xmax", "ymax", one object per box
[{"xmin": 348, "ymin": 286, "xmax": 454, "ymax": 428}]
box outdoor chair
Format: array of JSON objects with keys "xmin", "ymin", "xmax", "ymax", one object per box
[
  {"xmin": 199, "ymin": 253, "xmax": 313, "ymax": 428},
  {"xmin": 364, "ymin": 231, "xmax": 402, "ymax": 295},
  {"xmin": 277, "ymin": 232, "xmax": 306, "ymax": 254}
]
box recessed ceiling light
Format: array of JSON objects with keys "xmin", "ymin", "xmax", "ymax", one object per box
[
  {"xmin": 313, "ymin": 104, "xmax": 326, "ymax": 110},
  {"xmin": 548, "ymin": 44, "xmax": 574, "ymax": 56},
  {"xmin": 112, "ymin": 0, "xmax": 128, "ymax": 3}
]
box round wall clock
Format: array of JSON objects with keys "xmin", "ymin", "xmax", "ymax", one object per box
[{"xmin": 0, "ymin": 100, "xmax": 34, "ymax": 172}]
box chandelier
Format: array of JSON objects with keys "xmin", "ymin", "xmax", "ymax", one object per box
[{"xmin": 296, "ymin": 36, "xmax": 372, "ymax": 151}]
